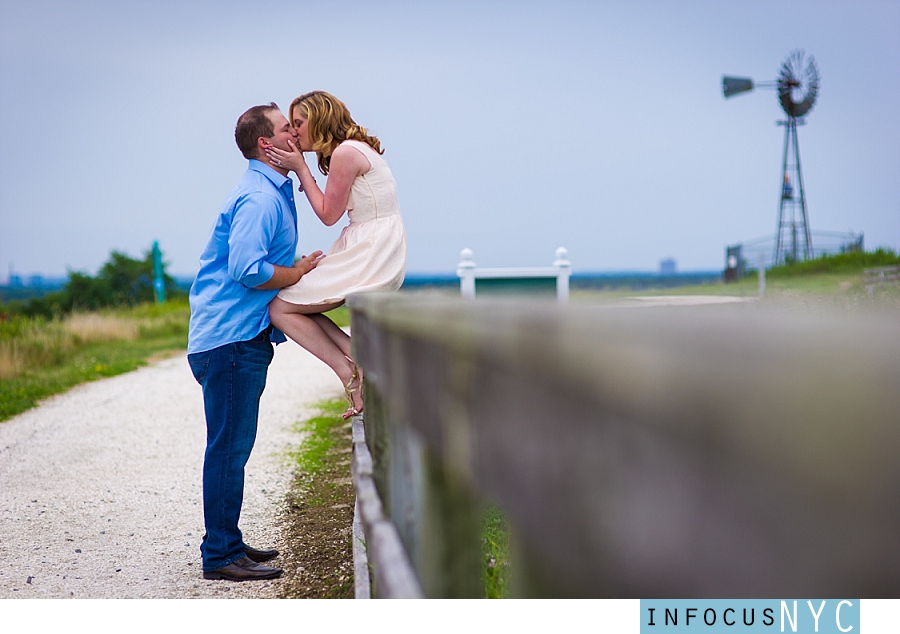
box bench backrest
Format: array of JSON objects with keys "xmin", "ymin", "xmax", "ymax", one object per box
[
  {"xmin": 456, "ymin": 247, "xmax": 571, "ymax": 303},
  {"xmin": 863, "ymin": 265, "xmax": 900, "ymax": 295},
  {"xmin": 863, "ymin": 265, "xmax": 900, "ymax": 282}
]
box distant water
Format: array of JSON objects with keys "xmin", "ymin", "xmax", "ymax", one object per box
[
  {"xmin": 401, "ymin": 271, "xmax": 723, "ymax": 292},
  {"xmin": 1, "ymin": 271, "xmax": 725, "ymax": 303}
]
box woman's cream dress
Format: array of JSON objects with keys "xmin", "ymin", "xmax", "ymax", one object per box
[{"xmin": 277, "ymin": 140, "xmax": 407, "ymax": 306}]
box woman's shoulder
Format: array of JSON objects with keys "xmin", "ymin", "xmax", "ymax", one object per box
[
  {"xmin": 331, "ymin": 141, "xmax": 373, "ymax": 174},
  {"xmin": 338, "ymin": 139, "xmax": 378, "ymax": 155},
  {"xmin": 338, "ymin": 139, "xmax": 386, "ymax": 170}
]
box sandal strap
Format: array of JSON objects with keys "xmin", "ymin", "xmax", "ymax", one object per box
[{"xmin": 343, "ymin": 366, "xmax": 362, "ymax": 412}]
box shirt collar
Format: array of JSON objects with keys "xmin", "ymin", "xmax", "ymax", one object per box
[{"xmin": 248, "ymin": 158, "xmax": 292, "ymax": 191}]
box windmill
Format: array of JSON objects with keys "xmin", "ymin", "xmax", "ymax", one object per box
[{"xmin": 723, "ymin": 50, "xmax": 820, "ymax": 265}]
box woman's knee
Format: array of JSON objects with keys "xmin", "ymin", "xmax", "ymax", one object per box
[{"xmin": 268, "ymin": 298, "xmax": 291, "ymax": 324}]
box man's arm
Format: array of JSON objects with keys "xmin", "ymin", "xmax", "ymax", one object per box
[{"xmin": 254, "ymin": 251, "xmax": 325, "ymax": 290}]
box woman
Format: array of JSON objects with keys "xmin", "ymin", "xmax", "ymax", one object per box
[{"xmin": 265, "ymin": 91, "xmax": 406, "ymax": 418}]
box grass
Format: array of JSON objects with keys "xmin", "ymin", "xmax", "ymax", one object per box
[
  {"xmin": 0, "ymin": 300, "xmax": 349, "ymax": 423},
  {"xmin": 285, "ymin": 398, "xmax": 515, "ymax": 598},
  {"xmin": 572, "ymin": 270, "xmax": 900, "ymax": 306},
  {"xmin": 482, "ymin": 503, "xmax": 511, "ymax": 598},
  {"xmin": 288, "ymin": 399, "xmax": 349, "ymax": 490},
  {"xmin": 0, "ymin": 299, "xmax": 190, "ymax": 422},
  {"xmin": 325, "ymin": 305, "xmax": 350, "ymax": 328},
  {"xmin": 766, "ymin": 247, "xmax": 900, "ymax": 276},
  {"xmin": 280, "ymin": 398, "xmax": 355, "ymax": 598},
  {"xmin": 286, "ymin": 397, "xmax": 515, "ymax": 598},
  {"xmin": 570, "ymin": 250, "xmax": 900, "ymax": 304}
]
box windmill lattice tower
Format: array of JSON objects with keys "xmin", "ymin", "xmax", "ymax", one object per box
[{"xmin": 723, "ymin": 50, "xmax": 820, "ymax": 265}]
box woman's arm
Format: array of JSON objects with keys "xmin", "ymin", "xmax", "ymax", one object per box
[{"xmin": 267, "ymin": 142, "xmax": 370, "ymax": 227}]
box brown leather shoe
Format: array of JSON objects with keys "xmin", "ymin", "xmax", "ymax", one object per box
[
  {"xmin": 244, "ymin": 546, "xmax": 279, "ymax": 563},
  {"xmin": 203, "ymin": 556, "xmax": 283, "ymax": 581}
]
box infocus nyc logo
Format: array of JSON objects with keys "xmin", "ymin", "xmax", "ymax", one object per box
[{"xmin": 640, "ymin": 600, "xmax": 859, "ymax": 633}]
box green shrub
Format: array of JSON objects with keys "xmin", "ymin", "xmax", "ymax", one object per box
[
  {"xmin": 1, "ymin": 247, "xmax": 182, "ymax": 319},
  {"xmin": 767, "ymin": 248, "xmax": 900, "ymax": 277}
]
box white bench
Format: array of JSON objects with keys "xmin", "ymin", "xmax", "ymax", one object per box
[
  {"xmin": 863, "ymin": 265, "xmax": 900, "ymax": 297},
  {"xmin": 456, "ymin": 247, "xmax": 571, "ymax": 304}
]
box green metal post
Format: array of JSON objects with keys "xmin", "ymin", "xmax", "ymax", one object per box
[{"xmin": 152, "ymin": 241, "xmax": 165, "ymax": 303}]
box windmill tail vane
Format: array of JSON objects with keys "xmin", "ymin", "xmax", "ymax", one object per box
[{"xmin": 722, "ymin": 76, "xmax": 754, "ymax": 98}]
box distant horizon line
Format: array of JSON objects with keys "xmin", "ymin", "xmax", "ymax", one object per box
[{"xmin": 1, "ymin": 269, "xmax": 725, "ymax": 288}]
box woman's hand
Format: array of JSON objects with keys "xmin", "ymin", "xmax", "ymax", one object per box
[{"xmin": 266, "ymin": 140, "xmax": 308, "ymax": 174}]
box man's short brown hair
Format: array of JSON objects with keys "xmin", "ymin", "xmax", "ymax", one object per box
[{"xmin": 234, "ymin": 103, "xmax": 279, "ymax": 160}]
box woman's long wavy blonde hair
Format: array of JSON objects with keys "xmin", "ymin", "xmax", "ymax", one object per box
[{"xmin": 289, "ymin": 91, "xmax": 383, "ymax": 175}]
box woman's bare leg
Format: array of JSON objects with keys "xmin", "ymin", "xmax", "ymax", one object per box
[
  {"xmin": 301, "ymin": 307, "xmax": 361, "ymax": 382},
  {"xmin": 309, "ymin": 313, "xmax": 351, "ymax": 360},
  {"xmin": 269, "ymin": 298, "xmax": 362, "ymax": 414}
]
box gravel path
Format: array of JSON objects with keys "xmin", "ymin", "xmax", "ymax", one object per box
[{"xmin": 0, "ymin": 343, "xmax": 342, "ymax": 599}]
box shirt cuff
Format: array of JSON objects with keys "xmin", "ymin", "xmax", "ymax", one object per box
[{"xmin": 241, "ymin": 261, "xmax": 275, "ymax": 288}]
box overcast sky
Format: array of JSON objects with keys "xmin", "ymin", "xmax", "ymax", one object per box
[{"xmin": 1, "ymin": 0, "xmax": 897, "ymax": 280}]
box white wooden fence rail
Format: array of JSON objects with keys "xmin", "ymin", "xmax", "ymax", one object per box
[{"xmin": 349, "ymin": 293, "xmax": 900, "ymax": 598}]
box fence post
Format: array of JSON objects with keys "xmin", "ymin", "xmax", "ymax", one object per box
[
  {"xmin": 758, "ymin": 252, "xmax": 766, "ymax": 298},
  {"xmin": 554, "ymin": 247, "xmax": 571, "ymax": 304},
  {"xmin": 457, "ymin": 248, "xmax": 476, "ymax": 299}
]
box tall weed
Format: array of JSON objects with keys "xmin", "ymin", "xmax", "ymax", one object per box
[
  {"xmin": 65, "ymin": 312, "xmax": 140, "ymax": 343},
  {"xmin": 0, "ymin": 299, "xmax": 190, "ymax": 421},
  {"xmin": 0, "ymin": 317, "xmax": 73, "ymax": 380},
  {"xmin": 0, "ymin": 301, "xmax": 188, "ymax": 382}
]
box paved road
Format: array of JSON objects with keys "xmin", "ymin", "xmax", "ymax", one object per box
[{"xmin": 0, "ymin": 343, "xmax": 341, "ymax": 599}]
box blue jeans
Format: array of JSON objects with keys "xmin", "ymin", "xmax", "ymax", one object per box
[{"xmin": 188, "ymin": 332, "xmax": 273, "ymax": 571}]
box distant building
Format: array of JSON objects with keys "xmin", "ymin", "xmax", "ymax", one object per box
[
  {"xmin": 659, "ymin": 258, "xmax": 677, "ymax": 275},
  {"xmin": 2, "ymin": 272, "xmax": 66, "ymax": 290}
]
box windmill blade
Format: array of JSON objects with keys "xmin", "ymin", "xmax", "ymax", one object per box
[
  {"xmin": 723, "ymin": 76, "xmax": 754, "ymax": 98},
  {"xmin": 778, "ymin": 50, "xmax": 819, "ymax": 118}
]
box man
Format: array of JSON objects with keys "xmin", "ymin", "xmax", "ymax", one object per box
[{"xmin": 187, "ymin": 103, "xmax": 324, "ymax": 581}]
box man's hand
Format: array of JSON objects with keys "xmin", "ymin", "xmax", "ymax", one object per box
[
  {"xmin": 255, "ymin": 250, "xmax": 325, "ymax": 289},
  {"xmin": 293, "ymin": 251, "xmax": 325, "ymax": 277}
]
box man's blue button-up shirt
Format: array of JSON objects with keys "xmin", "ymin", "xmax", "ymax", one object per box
[{"xmin": 187, "ymin": 160, "xmax": 298, "ymax": 354}]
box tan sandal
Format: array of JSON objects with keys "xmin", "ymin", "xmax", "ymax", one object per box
[
  {"xmin": 345, "ymin": 357, "xmax": 364, "ymax": 387},
  {"xmin": 342, "ymin": 366, "xmax": 363, "ymax": 420}
]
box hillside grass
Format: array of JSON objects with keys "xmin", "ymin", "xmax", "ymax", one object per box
[
  {"xmin": 573, "ymin": 251, "xmax": 900, "ymax": 306},
  {"xmin": 0, "ymin": 301, "xmax": 351, "ymax": 423},
  {"xmin": 574, "ymin": 274, "xmax": 900, "ymax": 309},
  {"xmin": 766, "ymin": 247, "xmax": 900, "ymax": 276},
  {"xmin": 0, "ymin": 300, "xmax": 190, "ymax": 422}
]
